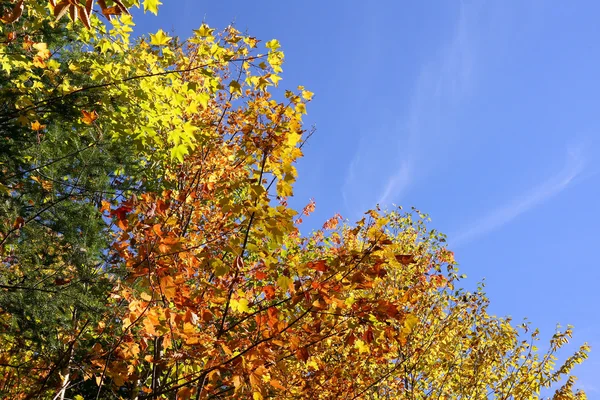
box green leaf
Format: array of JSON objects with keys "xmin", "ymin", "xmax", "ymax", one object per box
[
  {"xmin": 171, "ymin": 145, "xmax": 188, "ymax": 163},
  {"xmin": 213, "ymin": 259, "xmax": 229, "ymax": 277}
]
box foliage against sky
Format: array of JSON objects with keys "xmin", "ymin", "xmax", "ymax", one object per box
[{"xmin": 0, "ymin": 1, "xmax": 591, "ymax": 399}]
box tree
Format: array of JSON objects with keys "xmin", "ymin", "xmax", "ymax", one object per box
[
  {"xmin": 0, "ymin": 2, "xmax": 590, "ymax": 399},
  {"xmin": 0, "ymin": 2, "xmax": 159, "ymax": 397}
]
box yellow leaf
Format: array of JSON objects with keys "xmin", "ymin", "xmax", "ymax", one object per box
[
  {"xmin": 32, "ymin": 42, "xmax": 50, "ymax": 60},
  {"xmin": 354, "ymin": 339, "xmax": 369, "ymax": 354},
  {"xmin": 231, "ymin": 298, "xmax": 250, "ymax": 313},
  {"xmin": 276, "ymin": 179, "xmax": 293, "ymax": 197},
  {"xmin": 194, "ymin": 24, "xmax": 214, "ymax": 38},
  {"xmin": 402, "ymin": 314, "xmax": 419, "ymax": 335},
  {"xmin": 139, "ymin": 291, "xmax": 152, "ymax": 301},
  {"xmin": 301, "ymin": 90, "xmax": 314, "ymax": 101},
  {"xmin": 150, "ymin": 29, "xmax": 171, "ymax": 46},
  {"xmin": 212, "ymin": 259, "xmax": 229, "ymax": 277},
  {"xmin": 266, "ymin": 39, "xmax": 280, "ymax": 51},
  {"xmin": 286, "ymin": 132, "xmax": 301, "ymax": 148},
  {"xmin": 143, "ymin": 0, "xmax": 162, "ymax": 15},
  {"xmin": 198, "ymin": 92, "xmax": 210, "ymax": 109},
  {"xmin": 270, "ymin": 74, "xmax": 282, "ymax": 86}
]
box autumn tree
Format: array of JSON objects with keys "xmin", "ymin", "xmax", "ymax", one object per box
[
  {"xmin": 0, "ymin": 2, "xmax": 590, "ymax": 399},
  {"xmin": 0, "ymin": 1, "xmax": 166, "ymax": 397}
]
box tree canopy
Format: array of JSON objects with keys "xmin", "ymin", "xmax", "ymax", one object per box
[{"xmin": 0, "ymin": 2, "xmax": 590, "ymax": 399}]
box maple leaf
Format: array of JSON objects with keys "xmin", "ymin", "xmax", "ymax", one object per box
[
  {"xmin": 308, "ymin": 259, "xmax": 327, "ymax": 272},
  {"xmin": 177, "ymin": 387, "xmax": 193, "ymax": 399},
  {"xmin": 263, "ymin": 285, "xmax": 276, "ymax": 300},
  {"xmin": 265, "ymin": 39, "xmax": 280, "ymax": 51},
  {"xmin": 1, "ymin": 15, "xmax": 587, "ymax": 399},
  {"xmin": 30, "ymin": 120, "xmax": 46, "ymax": 131},
  {"xmin": 160, "ymin": 275, "xmax": 177, "ymax": 300},
  {"xmin": 158, "ymin": 236, "xmax": 180, "ymax": 254},
  {"xmin": 396, "ymin": 254, "xmax": 416, "ymax": 265},
  {"xmin": 111, "ymin": 205, "xmax": 132, "ymax": 230},
  {"xmin": 150, "ymin": 29, "xmax": 171, "ymax": 46},
  {"xmin": 12, "ymin": 216, "xmax": 24, "ymax": 229},
  {"xmin": 143, "ymin": 0, "xmax": 162, "ymax": 15},
  {"xmin": 295, "ymin": 346, "xmax": 309, "ymax": 362},
  {"xmin": 81, "ymin": 110, "xmax": 98, "ymax": 125},
  {"xmin": 0, "ymin": 0, "xmax": 23, "ymax": 23}
]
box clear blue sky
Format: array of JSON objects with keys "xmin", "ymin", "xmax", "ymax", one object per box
[{"xmin": 134, "ymin": 1, "xmax": 600, "ymax": 393}]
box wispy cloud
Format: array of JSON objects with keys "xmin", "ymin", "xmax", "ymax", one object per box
[
  {"xmin": 451, "ymin": 146, "xmax": 586, "ymax": 247},
  {"xmin": 342, "ymin": 3, "xmax": 478, "ymax": 216}
]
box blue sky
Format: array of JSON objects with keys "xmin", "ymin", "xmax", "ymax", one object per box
[{"xmin": 134, "ymin": 1, "xmax": 600, "ymax": 393}]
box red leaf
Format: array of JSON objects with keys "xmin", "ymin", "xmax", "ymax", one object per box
[
  {"xmin": 308, "ymin": 259, "xmax": 327, "ymax": 272},
  {"xmin": 362, "ymin": 327, "xmax": 374, "ymax": 344},
  {"xmin": 395, "ymin": 254, "xmax": 416, "ymax": 265},
  {"xmin": 255, "ymin": 271, "xmax": 267, "ymax": 280},
  {"xmin": 263, "ymin": 285, "xmax": 275, "ymax": 300},
  {"xmin": 54, "ymin": 277, "xmax": 71, "ymax": 286},
  {"xmin": 112, "ymin": 205, "xmax": 132, "ymax": 220},
  {"xmin": 12, "ymin": 216, "xmax": 24, "ymax": 230},
  {"xmin": 0, "ymin": 0, "xmax": 24, "ymax": 24},
  {"xmin": 295, "ymin": 346, "xmax": 309, "ymax": 362}
]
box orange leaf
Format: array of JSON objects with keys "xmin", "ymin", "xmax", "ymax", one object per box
[
  {"xmin": 81, "ymin": 110, "xmax": 98, "ymax": 125},
  {"xmin": 99, "ymin": 200, "xmax": 111, "ymax": 213},
  {"xmin": 152, "ymin": 224, "xmax": 163, "ymax": 237},
  {"xmin": 158, "ymin": 236, "xmax": 180, "ymax": 254},
  {"xmin": 295, "ymin": 347, "xmax": 309, "ymax": 362},
  {"xmin": 31, "ymin": 120, "xmax": 46, "ymax": 131},
  {"xmin": 255, "ymin": 271, "xmax": 267, "ymax": 280},
  {"xmin": 160, "ymin": 275, "xmax": 177, "ymax": 300},
  {"xmin": 269, "ymin": 379, "xmax": 285, "ymax": 390},
  {"xmin": 177, "ymin": 387, "xmax": 193, "ymax": 400},
  {"xmin": 362, "ymin": 327, "xmax": 374, "ymax": 344}
]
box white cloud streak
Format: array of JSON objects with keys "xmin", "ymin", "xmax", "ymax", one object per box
[
  {"xmin": 451, "ymin": 146, "xmax": 586, "ymax": 247},
  {"xmin": 342, "ymin": 3, "xmax": 477, "ymax": 216}
]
